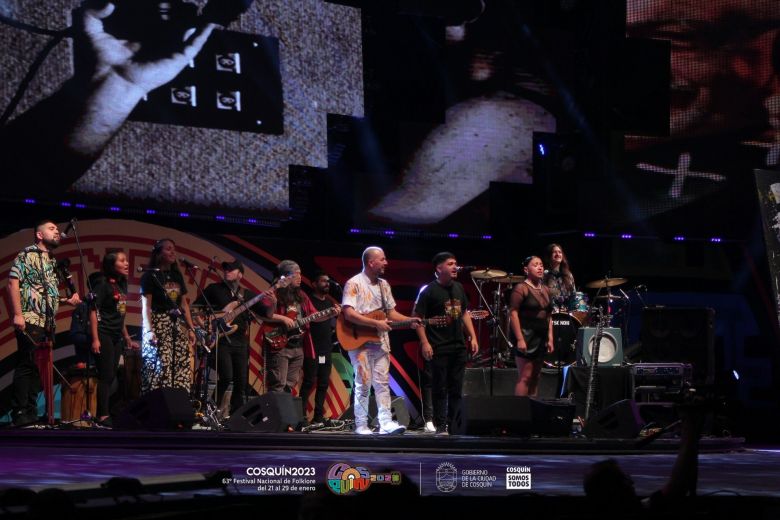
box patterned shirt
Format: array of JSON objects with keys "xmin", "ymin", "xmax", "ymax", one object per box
[
  {"xmin": 342, "ymin": 272, "xmax": 396, "ymax": 352},
  {"xmin": 9, "ymin": 245, "xmax": 60, "ymax": 329}
]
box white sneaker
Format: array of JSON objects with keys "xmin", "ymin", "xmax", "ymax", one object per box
[
  {"xmin": 355, "ymin": 425, "xmax": 374, "ymax": 435},
  {"xmin": 424, "ymin": 421, "xmax": 436, "ymax": 433},
  {"xmin": 379, "ymin": 421, "xmax": 406, "ymax": 435}
]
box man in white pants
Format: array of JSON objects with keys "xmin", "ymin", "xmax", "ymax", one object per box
[{"xmin": 341, "ymin": 247, "xmax": 421, "ymax": 434}]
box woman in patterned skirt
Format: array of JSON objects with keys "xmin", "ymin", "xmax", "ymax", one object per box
[{"xmin": 140, "ymin": 239, "xmax": 197, "ymax": 393}]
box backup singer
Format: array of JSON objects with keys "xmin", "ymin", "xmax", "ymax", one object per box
[
  {"xmin": 342, "ymin": 246, "xmax": 421, "ymax": 435},
  {"xmin": 140, "ymin": 239, "xmax": 197, "ymax": 393},
  {"xmin": 414, "ymin": 252, "xmax": 479, "ymax": 435},
  {"xmin": 89, "ymin": 250, "xmax": 139, "ymax": 426},
  {"xmin": 543, "ymin": 243, "xmax": 576, "ymax": 311},
  {"xmin": 8, "ymin": 220, "xmax": 81, "ymax": 426},
  {"xmin": 508, "ymin": 256, "xmax": 554, "ymax": 396},
  {"xmin": 194, "ymin": 260, "xmax": 274, "ymax": 415}
]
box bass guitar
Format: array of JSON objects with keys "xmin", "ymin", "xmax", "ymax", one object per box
[
  {"xmin": 261, "ymin": 305, "xmax": 341, "ymax": 351},
  {"xmin": 336, "ymin": 310, "xmax": 449, "ymax": 351},
  {"xmin": 208, "ymin": 276, "xmax": 294, "ymax": 346}
]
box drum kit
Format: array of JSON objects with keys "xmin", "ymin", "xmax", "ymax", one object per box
[{"xmin": 469, "ymin": 268, "xmax": 630, "ymax": 369}]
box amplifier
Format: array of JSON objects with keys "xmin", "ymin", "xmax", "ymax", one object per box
[{"xmin": 631, "ymin": 363, "xmax": 692, "ymax": 396}]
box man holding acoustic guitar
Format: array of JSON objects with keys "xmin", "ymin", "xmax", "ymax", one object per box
[{"xmin": 338, "ymin": 246, "xmax": 422, "ymax": 435}]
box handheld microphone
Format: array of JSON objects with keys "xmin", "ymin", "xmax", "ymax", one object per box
[
  {"xmin": 456, "ymin": 265, "xmax": 477, "ymax": 272},
  {"xmin": 60, "ymin": 219, "xmax": 76, "ymax": 238},
  {"xmin": 179, "ymin": 258, "xmax": 200, "ymax": 270},
  {"xmin": 137, "ymin": 266, "xmax": 160, "ymax": 272}
]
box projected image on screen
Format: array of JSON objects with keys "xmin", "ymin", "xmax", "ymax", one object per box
[
  {"xmin": 1, "ymin": 0, "xmax": 363, "ymax": 214},
  {"xmin": 366, "ymin": 1, "xmax": 558, "ymax": 226},
  {"xmin": 624, "ymin": 0, "xmax": 780, "ymax": 221}
]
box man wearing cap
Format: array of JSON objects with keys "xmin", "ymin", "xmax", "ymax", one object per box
[
  {"xmin": 413, "ymin": 252, "xmax": 479, "ymax": 434},
  {"xmin": 341, "ymin": 246, "xmax": 421, "ymax": 435},
  {"xmin": 195, "ymin": 259, "xmax": 274, "ymax": 416}
]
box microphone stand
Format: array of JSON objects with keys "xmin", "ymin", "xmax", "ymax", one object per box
[
  {"xmin": 469, "ymin": 270, "xmax": 513, "ymax": 396},
  {"xmin": 183, "ymin": 262, "xmax": 223, "ymax": 430},
  {"xmin": 62, "ymin": 219, "xmax": 99, "ymax": 428}
]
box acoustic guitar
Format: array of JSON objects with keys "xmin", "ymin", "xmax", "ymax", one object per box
[{"xmin": 335, "ymin": 310, "xmax": 450, "ymax": 351}]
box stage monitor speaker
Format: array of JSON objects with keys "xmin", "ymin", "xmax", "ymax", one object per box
[
  {"xmin": 338, "ymin": 396, "xmax": 410, "ymax": 428},
  {"xmin": 115, "ymin": 388, "xmax": 194, "ymax": 430},
  {"xmin": 576, "ymin": 327, "xmax": 623, "ymax": 366},
  {"xmin": 453, "ymin": 396, "xmax": 574, "ymax": 437},
  {"xmin": 463, "ymin": 368, "xmax": 515, "ymax": 396},
  {"xmin": 583, "ymin": 399, "xmax": 644, "ymax": 439},
  {"xmin": 227, "ymin": 393, "xmax": 303, "ymax": 433},
  {"xmin": 640, "ymin": 307, "xmax": 715, "ymax": 385}
]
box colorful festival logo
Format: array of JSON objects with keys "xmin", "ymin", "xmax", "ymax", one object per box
[{"xmin": 326, "ymin": 463, "xmax": 402, "ymax": 495}]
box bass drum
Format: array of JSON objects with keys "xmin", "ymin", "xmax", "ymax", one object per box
[{"xmin": 546, "ymin": 312, "xmax": 582, "ymax": 366}]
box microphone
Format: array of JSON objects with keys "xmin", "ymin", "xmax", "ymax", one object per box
[
  {"xmin": 328, "ymin": 279, "xmax": 342, "ymax": 288},
  {"xmin": 60, "ymin": 219, "xmax": 76, "ymax": 238},
  {"xmin": 137, "ymin": 266, "xmax": 160, "ymax": 272},
  {"xmin": 456, "ymin": 266, "xmax": 477, "ymax": 272},
  {"xmin": 179, "ymin": 258, "xmax": 200, "ymax": 270},
  {"xmin": 635, "ymin": 284, "xmax": 647, "ymax": 291}
]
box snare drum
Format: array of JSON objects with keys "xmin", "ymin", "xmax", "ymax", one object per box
[{"xmin": 547, "ymin": 312, "xmax": 583, "ymax": 366}]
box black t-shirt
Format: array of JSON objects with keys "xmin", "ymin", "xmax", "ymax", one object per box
[
  {"xmin": 309, "ymin": 294, "xmax": 336, "ymax": 356},
  {"xmin": 413, "ymin": 280, "xmax": 469, "ymax": 352},
  {"xmin": 140, "ymin": 269, "xmax": 187, "ymax": 312},
  {"xmin": 93, "ymin": 276, "xmax": 128, "ymax": 336},
  {"xmin": 195, "ymin": 282, "xmax": 271, "ymax": 345}
]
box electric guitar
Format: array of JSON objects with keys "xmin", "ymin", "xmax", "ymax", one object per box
[
  {"xmin": 208, "ymin": 276, "xmax": 293, "ymax": 345},
  {"xmin": 261, "ymin": 305, "xmax": 341, "ymax": 351},
  {"xmin": 336, "ymin": 310, "xmax": 450, "ymax": 351}
]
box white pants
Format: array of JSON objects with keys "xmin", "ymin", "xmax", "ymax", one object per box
[{"xmin": 349, "ymin": 344, "xmax": 393, "ymax": 428}]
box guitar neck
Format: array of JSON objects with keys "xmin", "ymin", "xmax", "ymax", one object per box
[
  {"xmin": 294, "ymin": 307, "xmax": 336, "ymax": 328},
  {"xmin": 223, "ymin": 290, "xmax": 270, "ymax": 322}
]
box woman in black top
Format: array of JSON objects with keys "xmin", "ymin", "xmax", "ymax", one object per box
[
  {"xmin": 508, "ymin": 256, "xmax": 554, "ymax": 396},
  {"xmin": 140, "ymin": 239, "xmax": 197, "ymax": 393},
  {"xmin": 89, "ymin": 249, "xmax": 139, "ymax": 424},
  {"xmin": 542, "ymin": 243, "xmax": 576, "ymax": 311}
]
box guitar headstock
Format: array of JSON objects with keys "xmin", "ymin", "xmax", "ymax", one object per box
[
  {"xmin": 274, "ymin": 275, "xmax": 295, "ymax": 290},
  {"xmin": 468, "ymin": 309, "xmax": 489, "ymax": 320}
]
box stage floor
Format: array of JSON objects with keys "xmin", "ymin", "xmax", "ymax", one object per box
[{"xmin": 0, "ymin": 428, "xmax": 776, "ymax": 498}]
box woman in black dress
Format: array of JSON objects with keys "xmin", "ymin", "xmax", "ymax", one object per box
[{"xmin": 508, "ymin": 256, "xmax": 554, "ymax": 396}]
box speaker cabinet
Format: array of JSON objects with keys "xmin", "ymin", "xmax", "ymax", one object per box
[
  {"xmin": 452, "ymin": 396, "xmax": 574, "ymax": 437},
  {"xmin": 338, "ymin": 396, "xmax": 410, "ymax": 428},
  {"xmin": 115, "ymin": 388, "xmax": 194, "ymax": 430},
  {"xmin": 583, "ymin": 399, "xmax": 644, "ymax": 439},
  {"xmin": 640, "ymin": 307, "xmax": 715, "ymax": 385},
  {"xmin": 463, "ymin": 368, "xmax": 515, "ymax": 396},
  {"xmin": 227, "ymin": 393, "xmax": 303, "ymax": 433},
  {"xmin": 576, "ymin": 327, "xmax": 623, "ymax": 366}
]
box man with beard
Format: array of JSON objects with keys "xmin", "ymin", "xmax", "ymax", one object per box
[
  {"xmin": 298, "ymin": 271, "xmax": 341, "ymax": 427},
  {"xmin": 8, "ymin": 220, "xmax": 81, "ymax": 426}
]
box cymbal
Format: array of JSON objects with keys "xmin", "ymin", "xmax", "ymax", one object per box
[
  {"xmin": 585, "ymin": 277, "xmax": 628, "ymax": 289},
  {"xmin": 492, "ymin": 275, "xmax": 525, "ymax": 284},
  {"xmin": 594, "ymin": 294, "xmax": 627, "ymax": 300},
  {"xmin": 471, "ymin": 268, "xmax": 508, "ymax": 280}
]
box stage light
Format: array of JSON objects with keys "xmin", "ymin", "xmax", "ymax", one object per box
[
  {"xmin": 215, "ymin": 215, "xmax": 225, "ymax": 221},
  {"xmin": 621, "ymin": 233, "xmax": 633, "ymax": 239},
  {"xmin": 710, "ymin": 237, "xmax": 722, "ymax": 243},
  {"xmin": 384, "ymin": 230, "xmax": 395, "ymax": 236},
  {"xmin": 349, "ymin": 228, "xmax": 360, "ymax": 234},
  {"xmin": 732, "ymin": 369, "xmax": 740, "ymax": 380},
  {"xmin": 146, "ymin": 209, "xmax": 156, "ymax": 215},
  {"xmin": 61, "ymin": 201, "xmax": 72, "ymax": 207},
  {"xmin": 75, "ymin": 203, "xmax": 86, "ymax": 209},
  {"xmin": 538, "ymin": 143, "xmax": 546, "ymax": 156},
  {"xmin": 248, "ymin": 218, "xmax": 257, "ymax": 224},
  {"xmin": 179, "ymin": 212, "xmax": 190, "ymax": 218},
  {"xmin": 481, "ymin": 235, "xmax": 492, "ymax": 240},
  {"xmin": 584, "ymin": 232, "xmax": 595, "ymax": 238},
  {"xmin": 24, "ymin": 198, "xmax": 36, "ymax": 204},
  {"xmin": 673, "ymin": 236, "xmax": 685, "ymax": 241},
  {"xmin": 448, "ymin": 233, "xmax": 459, "ymax": 238},
  {"xmin": 109, "ymin": 206, "xmax": 121, "ymax": 212}
]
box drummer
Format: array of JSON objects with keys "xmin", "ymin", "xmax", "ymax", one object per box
[{"xmin": 542, "ymin": 243, "xmax": 576, "ymax": 311}]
